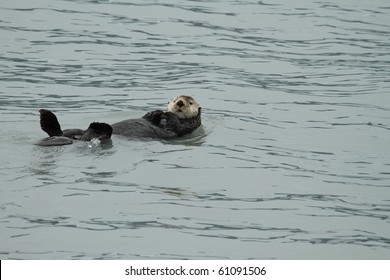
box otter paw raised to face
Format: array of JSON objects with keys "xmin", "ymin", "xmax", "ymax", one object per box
[{"xmin": 167, "ymin": 95, "xmax": 200, "ymax": 119}]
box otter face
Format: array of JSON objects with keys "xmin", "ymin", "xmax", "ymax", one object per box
[{"xmin": 167, "ymin": 95, "xmax": 200, "ymax": 119}]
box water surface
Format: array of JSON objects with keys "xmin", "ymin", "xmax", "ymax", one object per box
[{"xmin": 0, "ymin": 0, "xmax": 389, "ymax": 259}]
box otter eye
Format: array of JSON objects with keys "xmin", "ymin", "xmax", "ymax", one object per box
[{"xmin": 189, "ymin": 102, "xmax": 193, "ymax": 105}]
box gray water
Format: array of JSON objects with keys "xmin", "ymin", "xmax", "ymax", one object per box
[{"xmin": 1, "ymin": 0, "xmax": 389, "ymax": 260}]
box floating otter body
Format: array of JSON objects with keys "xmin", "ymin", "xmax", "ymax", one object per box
[
  {"xmin": 111, "ymin": 95, "xmax": 201, "ymax": 139},
  {"xmin": 36, "ymin": 95, "xmax": 201, "ymax": 146}
]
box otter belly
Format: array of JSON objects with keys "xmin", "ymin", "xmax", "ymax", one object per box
[{"xmin": 111, "ymin": 118, "xmax": 177, "ymax": 139}]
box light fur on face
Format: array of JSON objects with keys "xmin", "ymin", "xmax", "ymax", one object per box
[{"xmin": 167, "ymin": 95, "xmax": 200, "ymax": 119}]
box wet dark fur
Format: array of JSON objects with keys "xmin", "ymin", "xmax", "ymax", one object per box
[
  {"xmin": 111, "ymin": 108, "xmax": 201, "ymax": 139},
  {"xmin": 37, "ymin": 108, "xmax": 201, "ymax": 146}
]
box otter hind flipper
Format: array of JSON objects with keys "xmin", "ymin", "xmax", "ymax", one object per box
[
  {"xmin": 39, "ymin": 109, "xmax": 63, "ymax": 137},
  {"xmin": 79, "ymin": 122, "xmax": 113, "ymax": 141},
  {"xmin": 89, "ymin": 122, "xmax": 113, "ymax": 140}
]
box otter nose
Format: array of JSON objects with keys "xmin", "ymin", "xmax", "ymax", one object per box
[{"xmin": 176, "ymin": 100, "xmax": 184, "ymax": 107}]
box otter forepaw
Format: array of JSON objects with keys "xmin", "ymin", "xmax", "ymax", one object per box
[{"xmin": 143, "ymin": 110, "xmax": 165, "ymax": 124}]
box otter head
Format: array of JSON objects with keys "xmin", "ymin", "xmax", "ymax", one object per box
[{"xmin": 167, "ymin": 95, "xmax": 200, "ymax": 119}]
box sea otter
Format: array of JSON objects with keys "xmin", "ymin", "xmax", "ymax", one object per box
[
  {"xmin": 111, "ymin": 95, "xmax": 201, "ymax": 139},
  {"xmin": 36, "ymin": 95, "xmax": 201, "ymax": 146}
]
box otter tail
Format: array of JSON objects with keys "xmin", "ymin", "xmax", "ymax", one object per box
[{"xmin": 39, "ymin": 109, "xmax": 63, "ymax": 137}]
